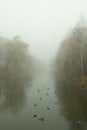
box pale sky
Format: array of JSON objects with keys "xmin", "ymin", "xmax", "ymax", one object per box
[{"xmin": 0, "ymin": 0, "xmax": 87, "ymax": 62}]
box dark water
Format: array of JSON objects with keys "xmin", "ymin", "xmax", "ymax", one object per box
[
  {"xmin": 0, "ymin": 65, "xmax": 87, "ymax": 130},
  {"xmin": 55, "ymin": 72, "xmax": 87, "ymax": 130}
]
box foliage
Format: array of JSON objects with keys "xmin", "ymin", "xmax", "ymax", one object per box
[
  {"xmin": 0, "ymin": 36, "xmax": 33, "ymax": 80},
  {"xmin": 55, "ymin": 19, "xmax": 87, "ymax": 80}
]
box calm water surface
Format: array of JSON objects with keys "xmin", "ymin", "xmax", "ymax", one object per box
[{"xmin": 0, "ymin": 65, "xmax": 87, "ymax": 130}]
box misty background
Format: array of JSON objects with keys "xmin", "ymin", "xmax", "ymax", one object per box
[
  {"xmin": 0, "ymin": 0, "xmax": 87, "ymax": 130},
  {"xmin": 0, "ymin": 0, "xmax": 87, "ymax": 63}
]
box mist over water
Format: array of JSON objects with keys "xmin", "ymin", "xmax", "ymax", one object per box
[
  {"xmin": 0, "ymin": 0, "xmax": 87, "ymax": 129},
  {"xmin": 0, "ymin": 36, "xmax": 70, "ymax": 130},
  {"xmin": 0, "ymin": 35, "xmax": 87, "ymax": 130}
]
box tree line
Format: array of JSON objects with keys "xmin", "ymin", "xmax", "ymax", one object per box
[
  {"xmin": 55, "ymin": 18, "xmax": 87, "ymax": 85},
  {"xmin": 0, "ymin": 36, "xmax": 33, "ymax": 80}
]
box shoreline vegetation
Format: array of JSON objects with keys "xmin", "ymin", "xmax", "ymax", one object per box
[
  {"xmin": 0, "ymin": 36, "xmax": 35, "ymax": 112},
  {"xmin": 54, "ymin": 18, "xmax": 87, "ymax": 128},
  {"xmin": 55, "ymin": 18, "xmax": 87, "ymax": 87},
  {"xmin": 0, "ymin": 36, "xmax": 33, "ymax": 80}
]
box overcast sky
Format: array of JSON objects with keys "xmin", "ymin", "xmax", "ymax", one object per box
[{"xmin": 0, "ymin": 0, "xmax": 87, "ymax": 62}]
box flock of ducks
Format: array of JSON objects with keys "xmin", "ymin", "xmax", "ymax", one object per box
[{"xmin": 32, "ymin": 85, "xmax": 58, "ymax": 122}]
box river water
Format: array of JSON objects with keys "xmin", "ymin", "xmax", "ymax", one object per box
[{"xmin": 0, "ymin": 64, "xmax": 87, "ymax": 130}]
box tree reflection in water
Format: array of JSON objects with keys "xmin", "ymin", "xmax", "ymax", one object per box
[
  {"xmin": 0, "ymin": 36, "xmax": 33, "ymax": 113},
  {"xmin": 55, "ymin": 74, "xmax": 87, "ymax": 130},
  {"xmin": 0, "ymin": 72, "xmax": 32, "ymax": 113}
]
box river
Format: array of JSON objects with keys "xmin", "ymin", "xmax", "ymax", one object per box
[{"xmin": 0, "ymin": 63, "xmax": 87, "ymax": 130}]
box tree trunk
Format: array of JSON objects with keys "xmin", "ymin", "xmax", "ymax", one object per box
[{"xmin": 80, "ymin": 42, "xmax": 85, "ymax": 83}]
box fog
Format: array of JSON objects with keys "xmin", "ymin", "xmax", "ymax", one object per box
[
  {"xmin": 0, "ymin": 1, "xmax": 87, "ymax": 130},
  {"xmin": 0, "ymin": 0, "xmax": 87, "ymax": 62}
]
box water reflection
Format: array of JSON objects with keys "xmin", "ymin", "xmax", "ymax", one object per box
[
  {"xmin": 0, "ymin": 73, "xmax": 32, "ymax": 113},
  {"xmin": 0, "ymin": 37, "xmax": 33, "ymax": 113},
  {"xmin": 55, "ymin": 74, "xmax": 87, "ymax": 130}
]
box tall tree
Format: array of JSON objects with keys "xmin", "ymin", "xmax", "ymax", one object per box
[{"xmin": 55, "ymin": 17, "xmax": 87, "ymax": 81}]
